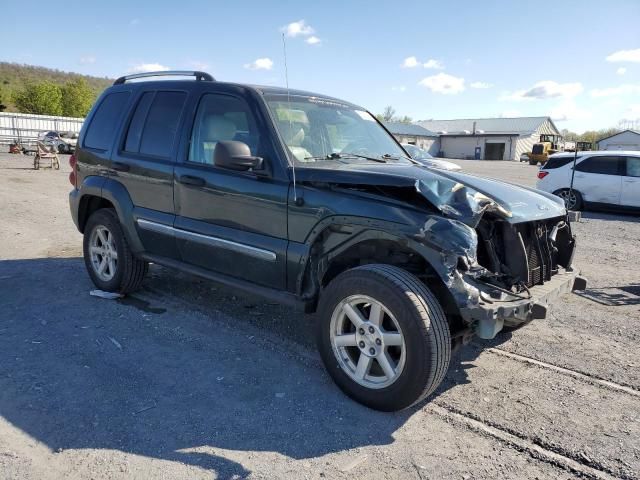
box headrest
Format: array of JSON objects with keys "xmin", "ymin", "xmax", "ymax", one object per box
[{"xmin": 203, "ymin": 115, "xmax": 237, "ymax": 141}]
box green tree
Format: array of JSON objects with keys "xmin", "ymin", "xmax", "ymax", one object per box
[
  {"xmin": 61, "ymin": 78, "xmax": 95, "ymax": 117},
  {"xmin": 13, "ymin": 81, "xmax": 63, "ymax": 115}
]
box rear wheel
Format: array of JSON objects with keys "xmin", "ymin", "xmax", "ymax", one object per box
[
  {"xmin": 57, "ymin": 143, "xmax": 67, "ymax": 154},
  {"xmin": 317, "ymin": 264, "xmax": 451, "ymax": 411},
  {"xmin": 529, "ymin": 159, "xmax": 538, "ymax": 166},
  {"xmin": 554, "ymin": 188, "xmax": 583, "ymax": 210},
  {"xmin": 83, "ymin": 209, "xmax": 147, "ymax": 293}
]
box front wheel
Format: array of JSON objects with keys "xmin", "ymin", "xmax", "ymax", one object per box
[
  {"xmin": 57, "ymin": 143, "xmax": 67, "ymax": 154},
  {"xmin": 317, "ymin": 264, "xmax": 451, "ymax": 411},
  {"xmin": 554, "ymin": 188, "xmax": 583, "ymax": 210},
  {"xmin": 83, "ymin": 208, "xmax": 148, "ymax": 293}
]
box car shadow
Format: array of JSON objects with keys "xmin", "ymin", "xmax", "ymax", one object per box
[{"xmin": 0, "ymin": 257, "xmax": 499, "ymax": 478}]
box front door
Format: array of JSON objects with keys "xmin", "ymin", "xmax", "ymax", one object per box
[
  {"xmin": 621, "ymin": 156, "xmax": 640, "ymax": 208},
  {"xmin": 573, "ymin": 155, "xmax": 623, "ymax": 206},
  {"xmin": 173, "ymin": 92, "xmax": 289, "ymax": 289}
]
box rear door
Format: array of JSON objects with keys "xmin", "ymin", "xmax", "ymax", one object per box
[
  {"xmin": 621, "ymin": 155, "xmax": 640, "ymax": 208},
  {"xmin": 573, "ymin": 155, "xmax": 623, "ymax": 205},
  {"xmin": 173, "ymin": 90, "xmax": 289, "ymax": 289},
  {"xmin": 110, "ymin": 89, "xmax": 188, "ymax": 258}
]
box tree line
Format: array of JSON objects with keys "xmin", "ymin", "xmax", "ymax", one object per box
[{"xmin": 7, "ymin": 78, "xmax": 96, "ymax": 118}]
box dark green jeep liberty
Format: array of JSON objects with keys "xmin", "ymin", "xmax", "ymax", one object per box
[{"xmin": 69, "ymin": 71, "xmax": 585, "ymax": 411}]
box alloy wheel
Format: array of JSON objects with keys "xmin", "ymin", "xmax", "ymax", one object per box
[
  {"xmin": 329, "ymin": 295, "xmax": 406, "ymax": 389},
  {"xmin": 89, "ymin": 226, "xmax": 118, "ymax": 282}
]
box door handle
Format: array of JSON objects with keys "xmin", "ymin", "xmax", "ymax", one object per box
[
  {"xmin": 112, "ymin": 161, "xmax": 130, "ymax": 172},
  {"xmin": 179, "ymin": 175, "xmax": 206, "ymax": 187}
]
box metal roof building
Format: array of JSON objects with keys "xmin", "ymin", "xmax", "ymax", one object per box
[
  {"xmin": 596, "ymin": 130, "xmax": 640, "ymax": 151},
  {"xmin": 417, "ymin": 116, "xmax": 560, "ymax": 160},
  {"xmin": 383, "ymin": 121, "xmax": 439, "ymax": 153}
]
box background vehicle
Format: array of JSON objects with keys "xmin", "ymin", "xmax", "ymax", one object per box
[
  {"xmin": 401, "ymin": 143, "xmax": 461, "ymax": 171},
  {"xmin": 39, "ymin": 131, "xmax": 78, "ymax": 153},
  {"xmin": 525, "ymin": 134, "xmax": 561, "ymax": 165},
  {"xmin": 536, "ymin": 151, "xmax": 640, "ymax": 211},
  {"xmin": 69, "ymin": 71, "xmax": 585, "ymax": 411}
]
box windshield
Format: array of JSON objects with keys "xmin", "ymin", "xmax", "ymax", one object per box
[{"xmin": 265, "ymin": 95, "xmax": 410, "ymax": 166}]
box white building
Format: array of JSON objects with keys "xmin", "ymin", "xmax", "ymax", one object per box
[
  {"xmin": 596, "ymin": 130, "xmax": 640, "ymax": 151},
  {"xmin": 417, "ymin": 116, "xmax": 560, "ymax": 161}
]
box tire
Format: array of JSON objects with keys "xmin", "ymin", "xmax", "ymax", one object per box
[
  {"xmin": 528, "ymin": 159, "xmax": 538, "ymax": 166},
  {"xmin": 553, "ymin": 188, "xmax": 583, "ymax": 210},
  {"xmin": 83, "ymin": 208, "xmax": 147, "ymax": 294},
  {"xmin": 57, "ymin": 143, "xmax": 67, "ymax": 154},
  {"xmin": 317, "ymin": 264, "xmax": 451, "ymax": 411}
]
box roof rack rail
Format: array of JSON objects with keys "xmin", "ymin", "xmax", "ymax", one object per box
[{"xmin": 113, "ymin": 70, "xmax": 215, "ymax": 85}]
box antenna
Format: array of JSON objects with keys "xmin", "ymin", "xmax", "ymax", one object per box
[{"xmin": 282, "ymin": 33, "xmax": 298, "ymax": 203}]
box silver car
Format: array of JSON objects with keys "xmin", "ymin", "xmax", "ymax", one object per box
[{"xmin": 401, "ymin": 144, "xmax": 461, "ymax": 171}]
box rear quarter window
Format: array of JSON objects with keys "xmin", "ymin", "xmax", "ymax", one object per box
[
  {"xmin": 543, "ymin": 156, "xmax": 575, "ymax": 169},
  {"xmin": 84, "ymin": 92, "xmax": 131, "ymax": 150}
]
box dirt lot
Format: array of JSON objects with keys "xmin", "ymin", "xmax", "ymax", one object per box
[{"xmin": 0, "ymin": 153, "xmax": 638, "ymax": 480}]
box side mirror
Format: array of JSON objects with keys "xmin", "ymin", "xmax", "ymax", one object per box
[{"xmin": 214, "ymin": 141, "xmax": 264, "ymax": 172}]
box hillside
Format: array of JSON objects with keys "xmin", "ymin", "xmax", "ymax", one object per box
[{"xmin": 0, "ymin": 62, "xmax": 113, "ymax": 112}]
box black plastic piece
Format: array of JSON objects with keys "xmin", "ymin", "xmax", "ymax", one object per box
[
  {"xmin": 572, "ymin": 276, "xmax": 587, "ymax": 291},
  {"xmin": 531, "ymin": 303, "xmax": 548, "ymax": 320}
]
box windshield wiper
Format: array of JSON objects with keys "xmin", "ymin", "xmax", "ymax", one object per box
[
  {"xmin": 304, "ymin": 152, "xmax": 387, "ymax": 163},
  {"xmin": 382, "ymin": 153, "xmax": 418, "ymax": 164}
]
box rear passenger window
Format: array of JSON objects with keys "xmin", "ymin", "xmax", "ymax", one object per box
[
  {"xmin": 575, "ymin": 156, "xmax": 621, "ymax": 175},
  {"xmin": 84, "ymin": 92, "xmax": 131, "ymax": 150},
  {"xmin": 124, "ymin": 91, "xmax": 187, "ymax": 158}
]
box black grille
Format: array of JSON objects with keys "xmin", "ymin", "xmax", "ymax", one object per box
[
  {"xmin": 522, "ymin": 222, "xmax": 555, "ymax": 288},
  {"xmin": 532, "ymin": 144, "xmax": 544, "ymax": 155}
]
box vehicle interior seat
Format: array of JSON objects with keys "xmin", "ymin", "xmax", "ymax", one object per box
[
  {"xmin": 200, "ymin": 115, "xmax": 237, "ymax": 164},
  {"xmin": 278, "ymin": 122, "xmax": 313, "ymax": 162}
]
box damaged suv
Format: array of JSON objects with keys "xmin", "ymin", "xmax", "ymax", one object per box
[{"xmin": 69, "ymin": 71, "xmax": 586, "ymax": 411}]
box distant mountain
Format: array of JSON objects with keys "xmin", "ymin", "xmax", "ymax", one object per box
[{"xmin": 0, "ymin": 62, "xmax": 113, "ymax": 112}]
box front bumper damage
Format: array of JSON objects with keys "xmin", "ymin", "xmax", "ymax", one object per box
[{"xmin": 460, "ymin": 268, "xmax": 587, "ymax": 339}]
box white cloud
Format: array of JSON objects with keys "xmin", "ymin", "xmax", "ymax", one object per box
[
  {"xmin": 500, "ymin": 110, "xmax": 522, "ymax": 118},
  {"xmin": 616, "ymin": 67, "xmax": 627, "ymax": 75},
  {"xmin": 501, "ymin": 80, "xmax": 583, "ymax": 101},
  {"xmin": 244, "ymin": 57, "xmax": 274, "ymax": 70},
  {"xmin": 423, "ymin": 59, "xmax": 444, "ymax": 69},
  {"xmin": 419, "ymin": 73, "xmax": 465, "ymax": 95},
  {"xmin": 281, "ymin": 20, "xmax": 314, "ymax": 38},
  {"xmin": 391, "ymin": 85, "xmax": 407, "ymax": 92},
  {"xmin": 79, "ymin": 55, "xmax": 96, "ymax": 65},
  {"xmin": 402, "ymin": 56, "xmax": 419, "ymax": 68},
  {"xmin": 470, "ymin": 81, "xmax": 493, "ymax": 89},
  {"xmin": 306, "ymin": 36, "xmax": 321, "ymax": 45},
  {"xmin": 549, "ymin": 100, "xmax": 592, "ymax": 122},
  {"xmin": 130, "ymin": 63, "xmax": 169, "ymax": 73},
  {"xmin": 590, "ymin": 84, "xmax": 640, "ymax": 97},
  {"xmin": 606, "ymin": 48, "xmax": 640, "ymax": 63}
]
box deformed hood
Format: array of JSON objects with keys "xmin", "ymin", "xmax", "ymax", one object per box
[{"xmin": 295, "ymin": 162, "xmax": 566, "ymax": 226}]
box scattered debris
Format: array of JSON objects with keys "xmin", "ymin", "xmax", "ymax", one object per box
[
  {"xmin": 108, "ymin": 336, "xmax": 123, "ymax": 350},
  {"xmin": 90, "ymin": 290, "xmax": 123, "ymax": 300}
]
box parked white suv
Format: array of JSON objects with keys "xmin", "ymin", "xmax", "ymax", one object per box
[{"xmin": 536, "ymin": 151, "xmax": 640, "ymax": 211}]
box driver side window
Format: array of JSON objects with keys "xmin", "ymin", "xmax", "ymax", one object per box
[{"xmin": 188, "ymin": 94, "xmax": 261, "ymax": 165}]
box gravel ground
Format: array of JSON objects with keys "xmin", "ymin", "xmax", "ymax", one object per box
[{"xmin": 0, "ymin": 153, "xmax": 639, "ymax": 480}]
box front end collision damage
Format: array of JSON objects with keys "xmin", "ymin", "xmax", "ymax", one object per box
[{"xmin": 298, "ymin": 167, "xmax": 584, "ymax": 340}]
